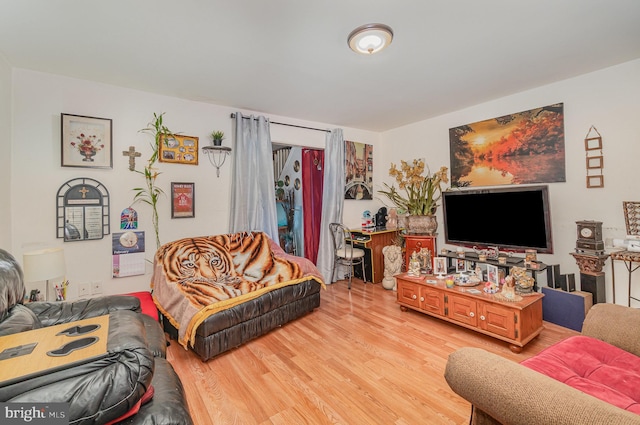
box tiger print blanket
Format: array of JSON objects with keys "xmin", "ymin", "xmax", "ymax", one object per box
[{"xmin": 151, "ymin": 231, "xmax": 324, "ymax": 348}]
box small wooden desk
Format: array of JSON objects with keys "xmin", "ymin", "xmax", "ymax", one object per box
[
  {"xmin": 349, "ymin": 228, "xmax": 401, "ymax": 284},
  {"xmin": 0, "ymin": 315, "xmax": 110, "ymax": 384}
]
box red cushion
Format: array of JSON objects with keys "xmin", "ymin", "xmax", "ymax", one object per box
[
  {"xmin": 104, "ymin": 385, "xmax": 154, "ymax": 425},
  {"xmin": 125, "ymin": 291, "xmax": 159, "ymax": 321},
  {"xmin": 521, "ymin": 335, "xmax": 640, "ymax": 414}
]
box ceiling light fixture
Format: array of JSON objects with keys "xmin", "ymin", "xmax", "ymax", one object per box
[{"xmin": 348, "ymin": 23, "xmax": 394, "ymax": 55}]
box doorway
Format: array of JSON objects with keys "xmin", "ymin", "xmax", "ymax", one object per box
[{"xmin": 273, "ymin": 146, "xmax": 324, "ymax": 263}]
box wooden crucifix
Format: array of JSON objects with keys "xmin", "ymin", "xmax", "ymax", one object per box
[{"xmin": 123, "ymin": 146, "xmax": 142, "ymax": 171}]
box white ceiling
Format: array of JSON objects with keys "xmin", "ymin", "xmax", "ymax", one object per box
[{"xmin": 1, "ymin": 1, "xmax": 639, "ymax": 132}]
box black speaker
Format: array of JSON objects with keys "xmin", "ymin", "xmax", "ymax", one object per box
[
  {"xmin": 558, "ymin": 273, "xmax": 576, "ymax": 292},
  {"xmin": 580, "ymin": 273, "xmax": 606, "ymax": 304},
  {"xmin": 546, "ymin": 264, "xmax": 561, "ymax": 288}
]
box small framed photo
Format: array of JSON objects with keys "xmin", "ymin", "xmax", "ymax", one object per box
[
  {"xmin": 486, "ymin": 264, "xmax": 499, "ymax": 285},
  {"xmin": 433, "ymin": 257, "xmax": 447, "ymax": 276},
  {"xmin": 160, "ymin": 134, "xmax": 199, "ymax": 165},
  {"xmin": 584, "ymin": 137, "xmax": 602, "ymax": 151},
  {"xmin": 586, "ymin": 156, "xmax": 603, "ymax": 169},
  {"xmin": 61, "ymin": 114, "xmax": 113, "ymax": 168},
  {"xmin": 455, "ymin": 258, "xmax": 466, "ymax": 273},
  {"xmin": 587, "ymin": 175, "xmax": 604, "ymax": 188},
  {"xmin": 171, "ymin": 182, "xmax": 195, "ymax": 218},
  {"xmin": 466, "ymin": 260, "xmax": 477, "ymax": 271}
]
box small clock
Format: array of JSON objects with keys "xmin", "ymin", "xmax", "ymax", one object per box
[
  {"xmin": 580, "ymin": 227, "xmax": 593, "ymax": 238},
  {"xmin": 119, "ymin": 231, "xmax": 138, "ymax": 248},
  {"xmin": 576, "ymin": 220, "xmax": 604, "ymax": 252}
]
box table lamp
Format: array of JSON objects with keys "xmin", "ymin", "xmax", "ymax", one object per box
[{"xmin": 23, "ymin": 247, "xmax": 66, "ymax": 302}]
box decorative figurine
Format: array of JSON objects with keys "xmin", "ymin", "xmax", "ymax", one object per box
[
  {"xmin": 511, "ymin": 266, "xmax": 535, "ymax": 294},
  {"xmin": 408, "ymin": 251, "xmax": 421, "ymax": 276},
  {"xmin": 386, "ymin": 208, "xmax": 398, "ymax": 230},
  {"xmin": 418, "ymin": 247, "xmax": 432, "ymax": 274},
  {"xmin": 495, "ymin": 274, "xmax": 523, "ymax": 302},
  {"xmin": 382, "ymin": 245, "xmax": 402, "ymax": 290}
]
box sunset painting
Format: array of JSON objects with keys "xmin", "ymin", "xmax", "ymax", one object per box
[{"xmin": 449, "ymin": 103, "xmax": 565, "ymax": 187}]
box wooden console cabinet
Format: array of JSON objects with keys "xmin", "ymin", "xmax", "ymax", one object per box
[{"xmin": 396, "ymin": 273, "xmax": 544, "ymax": 353}]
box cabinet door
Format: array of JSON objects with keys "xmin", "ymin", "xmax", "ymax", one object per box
[
  {"xmin": 420, "ymin": 286, "xmax": 445, "ymax": 316},
  {"xmin": 479, "ymin": 303, "xmax": 516, "ymax": 339},
  {"xmin": 397, "ymin": 279, "xmax": 420, "ymax": 308},
  {"xmin": 447, "ymin": 294, "xmax": 477, "ymax": 327}
]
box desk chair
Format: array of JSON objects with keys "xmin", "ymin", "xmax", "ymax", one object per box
[{"xmin": 329, "ymin": 223, "xmax": 367, "ymax": 289}]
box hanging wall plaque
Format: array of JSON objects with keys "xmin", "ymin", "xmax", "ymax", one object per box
[{"xmin": 57, "ymin": 178, "xmax": 110, "ymax": 241}]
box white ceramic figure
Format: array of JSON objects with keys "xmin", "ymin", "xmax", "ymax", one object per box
[{"xmin": 382, "ymin": 245, "xmax": 402, "ymax": 290}]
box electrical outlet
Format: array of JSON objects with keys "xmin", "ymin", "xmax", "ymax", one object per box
[
  {"xmin": 92, "ymin": 281, "xmax": 103, "ymax": 295},
  {"xmin": 78, "ymin": 283, "xmax": 90, "ymax": 298}
]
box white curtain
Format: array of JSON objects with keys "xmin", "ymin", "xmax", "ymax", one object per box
[
  {"xmin": 316, "ymin": 129, "xmax": 345, "ymax": 284},
  {"xmin": 229, "ymin": 112, "xmax": 279, "ymax": 241}
]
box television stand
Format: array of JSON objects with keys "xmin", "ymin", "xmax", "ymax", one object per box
[
  {"xmin": 439, "ymin": 250, "xmax": 546, "ymax": 291},
  {"xmin": 396, "ymin": 273, "xmax": 544, "ymax": 353}
]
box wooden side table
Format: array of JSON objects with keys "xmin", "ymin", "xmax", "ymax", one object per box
[
  {"xmin": 349, "ymin": 228, "xmax": 400, "ymax": 283},
  {"xmin": 610, "ymin": 250, "xmax": 640, "ymax": 306}
]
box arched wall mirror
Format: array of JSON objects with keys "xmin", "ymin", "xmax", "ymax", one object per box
[{"xmin": 56, "ymin": 177, "xmax": 110, "ymax": 241}]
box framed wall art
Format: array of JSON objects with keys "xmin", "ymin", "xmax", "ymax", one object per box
[
  {"xmin": 345, "ymin": 140, "xmax": 373, "ymax": 200},
  {"xmin": 159, "ymin": 134, "xmax": 199, "ymax": 165},
  {"xmin": 61, "ymin": 114, "xmax": 113, "ymax": 169},
  {"xmin": 171, "ymin": 182, "xmax": 195, "ymax": 218},
  {"xmin": 449, "ymin": 103, "xmax": 565, "ymax": 187}
]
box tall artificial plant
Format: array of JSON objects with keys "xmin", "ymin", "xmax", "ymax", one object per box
[{"xmin": 132, "ymin": 112, "xmax": 175, "ymax": 250}]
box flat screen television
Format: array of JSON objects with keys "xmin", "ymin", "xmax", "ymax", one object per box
[{"xmin": 442, "ymin": 185, "xmax": 553, "ymax": 254}]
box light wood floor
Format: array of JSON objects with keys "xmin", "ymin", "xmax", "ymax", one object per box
[{"xmin": 166, "ymin": 280, "xmax": 578, "ymax": 425}]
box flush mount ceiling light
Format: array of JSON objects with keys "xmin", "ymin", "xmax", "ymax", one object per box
[{"xmin": 348, "ymin": 23, "xmax": 394, "ymax": 55}]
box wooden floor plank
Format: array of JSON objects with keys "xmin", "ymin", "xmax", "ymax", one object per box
[{"xmin": 166, "ymin": 279, "xmax": 578, "ymax": 424}]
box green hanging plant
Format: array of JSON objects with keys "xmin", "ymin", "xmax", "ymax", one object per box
[{"xmin": 131, "ymin": 112, "xmax": 175, "ymax": 250}]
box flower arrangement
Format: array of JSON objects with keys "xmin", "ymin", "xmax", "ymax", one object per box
[
  {"xmin": 379, "ymin": 159, "xmax": 449, "ymax": 216},
  {"xmin": 71, "ymin": 133, "xmax": 104, "ymax": 155}
]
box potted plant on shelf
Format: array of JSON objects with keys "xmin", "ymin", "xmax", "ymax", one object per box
[
  {"xmin": 378, "ymin": 159, "xmax": 448, "ymax": 235},
  {"xmin": 210, "ymin": 130, "xmax": 225, "ymax": 146}
]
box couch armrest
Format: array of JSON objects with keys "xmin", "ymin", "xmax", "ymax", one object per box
[
  {"xmin": 26, "ymin": 295, "xmax": 141, "ymax": 327},
  {"xmin": 444, "ymin": 347, "xmax": 640, "ymax": 425},
  {"xmin": 581, "ymin": 303, "xmax": 640, "ymax": 356}
]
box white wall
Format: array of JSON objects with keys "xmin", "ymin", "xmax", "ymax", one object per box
[
  {"xmin": 0, "ymin": 55, "xmax": 11, "ymax": 249},
  {"xmin": 9, "ymin": 69, "xmax": 378, "ymax": 298},
  {"xmin": 378, "ymin": 59, "xmax": 640, "ymax": 304}
]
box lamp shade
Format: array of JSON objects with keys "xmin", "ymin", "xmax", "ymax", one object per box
[{"xmin": 23, "ymin": 247, "xmax": 66, "ymax": 282}]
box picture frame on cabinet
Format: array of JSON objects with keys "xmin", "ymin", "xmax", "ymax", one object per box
[
  {"xmin": 61, "ymin": 114, "xmax": 113, "ymax": 169},
  {"xmin": 487, "ymin": 264, "xmax": 499, "ymax": 285},
  {"xmin": 433, "ymin": 257, "xmax": 447, "ymax": 277},
  {"xmin": 455, "ymin": 258, "xmax": 466, "ymax": 273}
]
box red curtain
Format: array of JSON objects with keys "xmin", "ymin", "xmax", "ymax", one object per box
[{"xmin": 302, "ymin": 149, "xmax": 324, "ymax": 264}]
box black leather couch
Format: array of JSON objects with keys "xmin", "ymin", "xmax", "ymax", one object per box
[{"xmin": 0, "ymin": 249, "xmax": 193, "ymax": 425}]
